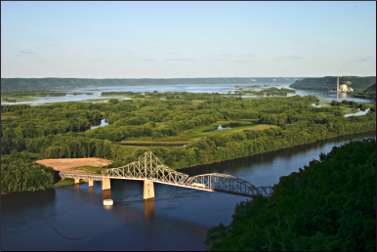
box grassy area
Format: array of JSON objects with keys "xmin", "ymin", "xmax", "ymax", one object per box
[
  {"xmin": 73, "ymin": 166, "xmax": 105, "ymax": 174},
  {"xmin": 236, "ymin": 87, "xmax": 296, "ymax": 96},
  {"xmin": 204, "ymin": 124, "xmax": 278, "ymax": 137},
  {"xmin": 120, "ymin": 135, "xmax": 190, "ymax": 147},
  {"xmin": 186, "ymin": 122, "xmax": 277, "ymax": 138},
  {"xmin": 101, "ymin": 91, "xmax": 134, "ymax": 96},
  {"xmin": 2, "ymin": 91, "xmax": 68, "ymax": 102},
  {"xmin": 120, "ymin": 140, "xmax": 189, "ymax": 147}
]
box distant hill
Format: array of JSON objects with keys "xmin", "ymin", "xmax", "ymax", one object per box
[
  {"xmin": 364, "ymin": 82, "xmax": 376, "ymax": 94},
  {"xmin": 354, "ymin": 82, "xmax": 376, "ymax": 99},
  {"xmin": 1, "ymin": 77, "xmax": 296, "ymax": 93},
  {"xmin": 349, "ymin": 82, "xmax": 376, "ymax": 99},
  {"xmin": 290, "ymin": 76, "xmax": 376, "ymax": 92}
]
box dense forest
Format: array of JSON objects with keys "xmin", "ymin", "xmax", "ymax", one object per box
[
  {"xmin": 290, "ymin": 76, "xmax": 376, "ymax": 92},
  {"xmin": 206, "ymin": 139, "xmax": 376, "ymax": 251},
  {"xmin": 1, "ymin": 92, "xmax": 375, "ymax": 194}
]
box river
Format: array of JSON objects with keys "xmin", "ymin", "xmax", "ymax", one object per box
[
  {"xmin": 0, "ymin": 133, "xmax": 374, "ymax": 251},
  {"xmin": 2, "ymin": 79, "xmax": 374, "ymax": 105}
]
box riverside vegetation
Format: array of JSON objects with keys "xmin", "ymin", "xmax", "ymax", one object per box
[
  {"xmin": 1, "ymin": 92, "xmax": 375, "ymax": 194},
  {"xmin": 207, "ymin": 139, "xmax": 376, "ymax": 251}
]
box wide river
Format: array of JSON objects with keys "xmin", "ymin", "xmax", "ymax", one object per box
[
  {"xmin": 2, "ymin": 80, "xmax": 374, "ymax": 105},
  {"xmin": 1, "ymin": 133, "xmax": 374, "ymax": 251}
]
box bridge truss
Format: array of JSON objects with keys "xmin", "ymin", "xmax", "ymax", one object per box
[{"xmin": 105, "ymin": 152, "xmax": 273, "ymax": 198}]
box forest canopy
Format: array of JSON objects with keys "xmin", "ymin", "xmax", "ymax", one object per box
[
  {"xmin": 1, "ymin": 92, "xmax": 375, "ymax": 194},
  {"xmin": 207, "ymin": 139, "xmax": 376, "ymax": 251}
]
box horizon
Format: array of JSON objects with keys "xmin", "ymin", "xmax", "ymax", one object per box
[
  {"xmin": 1, "ymin": 75, "xmax": 376, "ymax": 80},
  {"xmin": 1, "ymin": 1, "xmax": 376, "ymax": 78}
]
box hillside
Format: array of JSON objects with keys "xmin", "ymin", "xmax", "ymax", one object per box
[
  {"xmin": 290, "ymin": 76, "xmax": 376, "ymax": 92},
  {"xmin": 352, "ymin": 82, "xmax": 376, "ymax": 99},
  {"xmin": 207, "ymin": 139, "xmax": 376, "ymax": 251},
  {"xmin": 364, "ymin": 83, "xmax": 376, "ymax": 97}
]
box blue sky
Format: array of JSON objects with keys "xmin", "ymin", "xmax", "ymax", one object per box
[{"xmin": 1, "ymin": 1, "xmax": 376, "ymax": 78}]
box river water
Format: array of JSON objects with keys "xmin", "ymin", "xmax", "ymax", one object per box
[
  {"xmin": 2, "ymin": 80, "xmax": 374, "ymax": 105},
  {"xmin": 0, "ymin": 133, "xmax": 374, "ymax": 251}
]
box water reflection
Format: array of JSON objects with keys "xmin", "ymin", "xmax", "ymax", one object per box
[
  {"xmin": 102, "ymin": 189, "xmax": 111, "ymax": 199},
  {"xmin": 144, "ymin": 199, "xmax": 155, "ymax": 222},
  {"xmin": 3, "ymin": 80, "xmax": 374, "ymax": 106},
  {"xmin": 182, "ymin": 132, "xmax": 375, "ymax": 178},
  {"xmin": 1, "ymin": 189, "xmax": 56, "ymax": 213},
  {"xmin": 1, "ymin": 133, "xmax": 374, "ymax": 251},
  {"xmin": 344, "ymin": 108, "xmax": 371, "ymax": 118},
  {"xmin": 73, "ymin": 184, "xmax": 81, "ymax": 191},
  {"xmin": 90, "ymin": 118, "xmax": 109, "ymax": 130}
]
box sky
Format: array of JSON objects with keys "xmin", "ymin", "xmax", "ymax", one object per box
[{"xmin": 1, "ymin": 1, "xmax": 376, "ymax": 78}]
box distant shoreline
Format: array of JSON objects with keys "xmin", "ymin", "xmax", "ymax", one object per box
[{"xmin": 181, "ymin": 131, "xmax": 376, "ymax": 174}]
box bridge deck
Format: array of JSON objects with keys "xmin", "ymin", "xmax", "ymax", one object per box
[
  {"xmin": 59, "ymin": 151, "xmax": 273, "ymax": 198},
  {"xmin": 60, "ymin": 172, "xmax": 215, "ymax": 192}
]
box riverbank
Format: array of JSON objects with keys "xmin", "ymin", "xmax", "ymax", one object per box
[
  {"xmin": 181, "ymin": 131, "xmax": 376, "ymax": 175},
  {"xmin": 48, "ymin": 131, "xmax": 376, "ymax": 189},
  {"xmin": 207, "ymin": 139, "xmax": 376, "ymax": 251},
  {"xmin": 1, "ymin": 93, "xmax": 375, "ymax": 194},
  {"xmin": 2, "ymin": 134, "xmax": 375, "ymax": 251},
  {"xmin": 54, "ymin": 178, "xmax": 75, "ymax": 187}
]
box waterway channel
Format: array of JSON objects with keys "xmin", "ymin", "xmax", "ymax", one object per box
[{"xmin": 1, "ymin": 133, "xmax": 374, "ymax": 250}]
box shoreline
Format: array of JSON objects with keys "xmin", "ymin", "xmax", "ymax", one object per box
[
  {"xmin": 181, "ymin": 131, "xmax": 376, "ymax": 175},
  {"xmin": 2, "ymin": 130, "xmax": 374, "ymax": 196}
]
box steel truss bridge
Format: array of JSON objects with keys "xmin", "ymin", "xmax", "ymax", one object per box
[{"xmin": 100, "ymin": 151, "xmax": 273, "ymax": 198}]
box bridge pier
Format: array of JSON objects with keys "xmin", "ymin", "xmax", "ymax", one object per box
[
  {"xmin": 88, "ymin": 178, "xmax": 94, "ymax": 187},
  {"xmin": 74, "ymin": 178, "xmax": 80, "ymax": 184},
  {"xmin": 143, "ymin": 180, "xmax": 155, "ymax": 200},
  {"xmin": 102, "ymin": 177, "xmax": 111, "ymax": 191}
]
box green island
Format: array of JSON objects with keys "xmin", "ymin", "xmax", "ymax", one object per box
[
  {"xmin": 234, "ymin": 87, "xmax": 296, "ymax": 97},
  {"xmin": 207, "ymin": 139, "xmax": 376, "ymax": 251},
  {"xmin": 1, "ymin": 92, "xmax": 375, "ymax": 194},
  {"xmin": 1, "ymin": 90, "xmax": 97, "ymax": 103},
  {"xmin": 1, "ymin": 91, "xmax": 68, "ymax": 103}
]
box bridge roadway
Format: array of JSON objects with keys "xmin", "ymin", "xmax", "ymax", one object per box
[
  {"xmin": 61, "ymin": 151, "xmax": 273, "ymax": 200},
  {"xmin": 60, "ymin": 173, "xmax": 215, "ymax": 192}
]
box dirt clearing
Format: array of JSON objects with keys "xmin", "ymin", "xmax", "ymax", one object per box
[{"xmin": 36, "ymin": 158, "xmax": 112, "ymax": 172}]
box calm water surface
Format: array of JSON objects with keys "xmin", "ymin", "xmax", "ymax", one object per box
[
  {"xmin": 1, "ymin": 133, "xmax": 374, "ymax": 251},
  {"xmin": 2, "ymin": 80, "xmax": 373, "ymax": 105}
]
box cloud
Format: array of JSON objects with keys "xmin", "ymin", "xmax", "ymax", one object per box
[
  {"xmin": 18, "ymin": 50, "xmax": 35, "ymax": 55},
  {"xmin": 233, "ymin": 59, "xmax": 256, "ymax": 63},
  {"xmin": 352, "ymin": 57, "xmax": 372, "ymax": 63},
  {"xmin": 232, "ymin": 53, "xmax": 257, "ymax": 63},
  {"xmin": 164, "ymin": 57, "xmax": 196, "ymax": 62},
  {"xmin": 244, "ymin": 53, "xmax": 256, "ymax": 58},
  {"xmin": 140, "ymin": 58, "xmax": 157, "ymax": 62},
  {"xmin": 209, "ymin": 53, "xmax": 256, "ymax": 63},
  {"xmin": 277, "ymin": 55, "xmax": 303, "ymax": 61}
]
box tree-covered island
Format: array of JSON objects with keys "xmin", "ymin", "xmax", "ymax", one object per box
[{"xmin": 1, "ymin": 92, "xmax": 375, "ymax": 194}]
